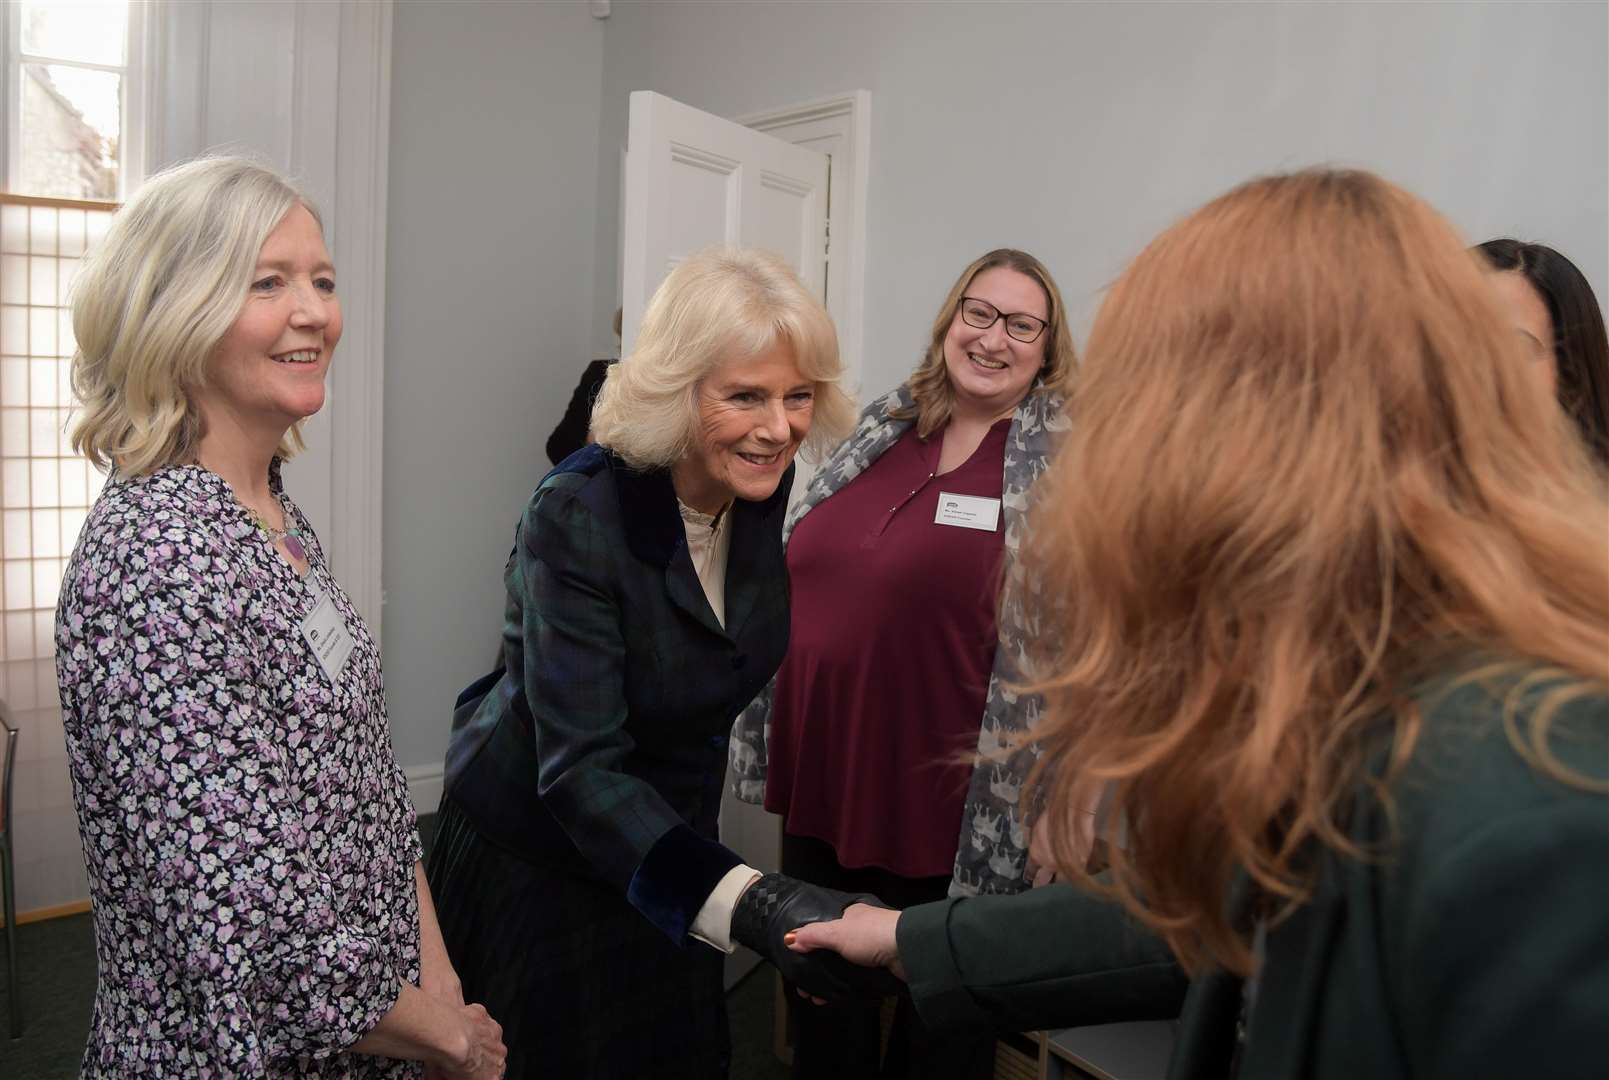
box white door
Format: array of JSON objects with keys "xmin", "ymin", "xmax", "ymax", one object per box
[
  {"xmin": 619, "ymin": 90, "xmax": 828, "ymax": 988},
  {"xmin": 620, "ymin": 91, "xmax": 829, "ymax": 355}
]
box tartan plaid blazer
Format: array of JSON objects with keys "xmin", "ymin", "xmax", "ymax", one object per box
[{"xmin": 443, "ymin": 445, "xmax": 795, "ymax": 942}]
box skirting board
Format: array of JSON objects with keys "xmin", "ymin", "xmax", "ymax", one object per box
[
  {"xmin": 405, "ymin": 764, "xmax": 445, "ymax": 817},
  {"xmin": 2, "ymin": 898, "xmax": 93, "ymax": 926}
]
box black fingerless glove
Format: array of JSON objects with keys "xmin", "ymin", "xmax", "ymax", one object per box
[{"xmin": 730, "ymin": 873, "xmax": 905, "ymax": 1002}]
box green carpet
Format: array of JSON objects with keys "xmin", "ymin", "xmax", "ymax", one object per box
[{"xmin": 0, "ymin": 813, "xmax": 791, "ymax": 1078}]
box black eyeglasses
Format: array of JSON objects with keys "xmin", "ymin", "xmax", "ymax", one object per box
[{"xmin": 958, "ymin": 296, "xmax": 1049, "ymax": 344}]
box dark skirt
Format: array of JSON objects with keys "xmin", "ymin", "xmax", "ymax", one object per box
[{"xmin": 426, "ymin": 795, "xmax": 730, "ymax": 1079}]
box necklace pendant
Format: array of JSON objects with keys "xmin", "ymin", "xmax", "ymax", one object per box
[{"xmin": 283, "ymin": 533, "xmax": 307, "ymax": 562}]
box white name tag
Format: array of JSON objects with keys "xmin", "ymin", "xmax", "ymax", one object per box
[
  {"xmin": 300, "ymin": 589, "xmax": 355, "ymax": 683},
  {"xmin": 934, "ymin": 492, "xmax": 1002, "ymax": 531}
]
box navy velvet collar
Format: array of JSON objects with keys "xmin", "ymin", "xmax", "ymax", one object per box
[{"xmin": 606, "ymin": 449, "xmax": 793, "ymax": 569}]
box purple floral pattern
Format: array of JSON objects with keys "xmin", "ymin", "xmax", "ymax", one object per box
[{"xmin": 56, "ymin": 461, "xmax": 424, "ymax": 1078}]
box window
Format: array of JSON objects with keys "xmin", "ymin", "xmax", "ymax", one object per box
[
  {"xmin": 6, "ymin": 0, "xmax": 145, "ymax": 201},
  {"xmin": 0, "ymin": 195, "xmax": 112, "ymax": 709},
  {"xmin": 0, "ymin": 0, "xmax": 144, "ymax": 912}
]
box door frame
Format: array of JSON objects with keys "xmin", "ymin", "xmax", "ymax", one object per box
[{"xmin": 735, "ymin": 90, "xmax": 871, "ymax": 392}]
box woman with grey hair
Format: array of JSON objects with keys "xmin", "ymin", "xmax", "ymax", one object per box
[
  {"xmin": 428, "ymin": 247, "xmax": 890, "ymax": 1077},
  {"xmin": 57, "ymin": 156, "xmax": 505, "ymax": 1078}
]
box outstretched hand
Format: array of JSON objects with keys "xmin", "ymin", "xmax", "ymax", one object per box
[
  {"xmin": 730, "ymin": 874, "xmax": 905, "ymax": 1002},
  {"xmin": 786, "ymin": 902, "xmax": 907, "ymax": 981}
]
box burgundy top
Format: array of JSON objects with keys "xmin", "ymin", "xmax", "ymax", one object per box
[{"xmin": 765, "ymin": 419, "xmax": 1009, "ymax": 877}]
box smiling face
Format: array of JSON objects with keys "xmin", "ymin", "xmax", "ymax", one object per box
[
  {"xmin": 1489, "ymin": 270, "xmax": 1557, "ymax": 397},
  {"xmin": 195, "ymin": 204, "xmax": 341, "ymax": 446},
  {"xmin": 671, "ymin": 339, "xmax": 815, "ymax": 513},
  {"xmin": 942, "ymin": 266, "xmax": 1050, "ymax": 420}
]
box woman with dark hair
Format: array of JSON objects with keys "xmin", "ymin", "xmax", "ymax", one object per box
[{"xmin": 1476, "ymin": 239, "xmax": 1609, "ymax": 463}]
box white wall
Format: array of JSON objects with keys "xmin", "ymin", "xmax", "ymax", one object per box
[
  {"xmin": 382, "ymin": 1, "xmax": 605, "ymax": 778},
  {"xmin": 378, "ymin": 0, "xmax": 1607, "ymax": 787},
  {"xmin": 591, "ymin": 0, "xmax": 1608, "ymax": 399}
]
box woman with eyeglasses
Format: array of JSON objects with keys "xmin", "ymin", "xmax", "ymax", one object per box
[{"xmin": 730, "ymin": 248, "xmax": 1076, "ymax": 1078}]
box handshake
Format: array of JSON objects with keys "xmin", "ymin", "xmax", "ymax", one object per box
[{"xmin": 730, "ymin": 874, "xmax": 905, "ymax": 1003}]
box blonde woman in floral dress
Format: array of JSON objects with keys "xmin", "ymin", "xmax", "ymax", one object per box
[{"xmin": 56, "ymin": 157, "xmax": 504, "ymax": 1078}]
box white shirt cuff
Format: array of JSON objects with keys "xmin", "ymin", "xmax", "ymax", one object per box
[{"xmin": 689, "ymin": 863, "xmax": 761, "ymax": 953}]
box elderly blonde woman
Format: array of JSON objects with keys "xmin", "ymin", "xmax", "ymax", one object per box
[
  {"xmin": 430, "ymin": 248, "xmax": 891, "ymax": 1078},
  {"xmin": 56, "ymin": 157, "xmax": 505, "ymax": 1077}
]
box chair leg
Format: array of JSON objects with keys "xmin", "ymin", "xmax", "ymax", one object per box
[{"xmin": 2, "ymin": 844, "xmax": 17, "ymax": 1039}]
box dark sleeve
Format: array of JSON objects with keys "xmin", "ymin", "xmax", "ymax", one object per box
[
  {"xmin": 897, "ymin": 883, "xmax": 1188, "ymax": 1033},
  {"xmin": 518, "ymin": 484, "xmax": 739, "ymax": 941},
  {"xmin": 545, "ymin": 359, "xmax": 613, "ymax": 466},
  {"xmin": 1399, "ymin": 802, "xmax": 1609, "ymax": 1078}
]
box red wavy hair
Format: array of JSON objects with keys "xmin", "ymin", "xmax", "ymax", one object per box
[{"xmin": 1021, "ymin": 169, "xmax": 1609, "ymax": 975}]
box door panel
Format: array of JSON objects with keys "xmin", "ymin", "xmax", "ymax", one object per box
[{"xmin": 621, "ymin": 91, "xmax": 828, "ymax": 355}]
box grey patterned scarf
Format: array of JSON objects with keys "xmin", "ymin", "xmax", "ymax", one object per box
[{"xmin": 729, "ymin": 382, "xmax": 1068, "ymax": 896}]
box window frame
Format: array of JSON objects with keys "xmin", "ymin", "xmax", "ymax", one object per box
[{"xmin": 1, "ymin": 0, "xmax": 149, "ymax": 200}]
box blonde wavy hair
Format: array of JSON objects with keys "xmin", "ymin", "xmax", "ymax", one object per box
[
  {"xmin": 590, "ymin": 247, "xmax": 857, "ymax": 469},
  {"xmin": 70, "ymin": 156, "xmax": 318, "ymax": 476},
  {"xmin": 893, "ymin": 248, "xmax": 1076, "ymax": 438},
  {"xmin": 1021, "ymin": 169, "xmax": 1609, "ymax": 976}
]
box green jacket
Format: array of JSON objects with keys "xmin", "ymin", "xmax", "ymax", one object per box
[{"xmin": 898, "ymin": 674, "xmax": 1609, "ymax": 1079}]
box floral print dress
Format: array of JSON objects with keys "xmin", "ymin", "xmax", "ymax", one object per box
[{"xmin": 56, "ymin": 461, "xmax": 424, "ymax": 1078}]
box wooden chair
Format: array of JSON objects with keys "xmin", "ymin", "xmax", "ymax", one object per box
[{"xmin": 0, "ymin": 703, "xmax": 18, "ymax": 1038}]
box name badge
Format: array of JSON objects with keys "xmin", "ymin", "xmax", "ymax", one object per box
[
  {"xmin": 300, "ymin": 589, "xmax": 355, "ymax": 683},
  {"xmin": 934, "ymin": 492, "xmax": 1002, "ymax": 531}
]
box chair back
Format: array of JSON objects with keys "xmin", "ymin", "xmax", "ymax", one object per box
[{"xmin": 0, "ymin": 702, "xmax": 15, "ymax": 841}]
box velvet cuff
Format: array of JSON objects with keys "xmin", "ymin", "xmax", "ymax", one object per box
[{"xmin": 627, "ymin": 823, "xmax": 743, "ymax": 943}]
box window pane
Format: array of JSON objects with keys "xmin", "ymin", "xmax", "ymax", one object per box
[
  {"xmin": 2, "ymin": 359, "xmax": 28, "ymax": 405},
  {"xmin": 58, "ymin": 309, "xmax": 77, "ymax": 358},
  {"xmin": 61, "ymin": 506, "xmax": 87, "ymax": 551},
  {"xmin": 31, "ymin": 459, "xmax": 59, "ymax": 507},
  {"xmin": 1, "ymin": 307, "xmax": 28, "ymax": 356},
  {"xmin": 2, "ymin": 460, "xmax": 29, "ymax": 509},
  {"xmin": 30, "ymin": 256, "xmax": 59, "ymax": 307},
  {"xmin": 57, "ymin": 209, "xmax": 86, "ymax": 257},
  {"xmin": 4, "ymin": 561, "xmax": 32, "ymax": 610},
  {"xmin": 21, "ymin": 1, "xmax": 128, "ymax": 67},
  {"xmin": 1, "ymin": 409, "xmax": 28, "ymax": 456},
  {"xmin": 29, "ymin": 306, "xmax": 56, "ymax": 355},
  {"xmin": 3, "ymin": 510, "xmax": 31, "ymax": 559},
  {"xmin": 58, "ymin": 458, "xmax": 86, "ymax": 506},
  {"xmin": 3, "ymin": 511, "xmax": 31, "ymax": 563},
  {"xmin": 0, "ymin": 207, "xmax": 27, "ymax": 255},
  {"xmin": 33, "ymin": 561, "xmax": 62, "ymax": 611},
  {"xmin": 33, "ymin": 508, "xmax": 61, "ymax": 558},
  {"xmin": 19, "ymin": 64, "xmax": 121, "ymax": 201},
  {"xmin": 5, "ymin": 613, "xmax": 36, "ymax": 661},
  {"xmin": 31, "ymin": 407, "xmax": 61, "ymax": 455},
  {"xmin": 30, "ymin": 360, "xmax": 57, "ymax": 407},
  {"xmin": 0, "ymin": 256, "xmax": 26, "ymax": 305}
]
